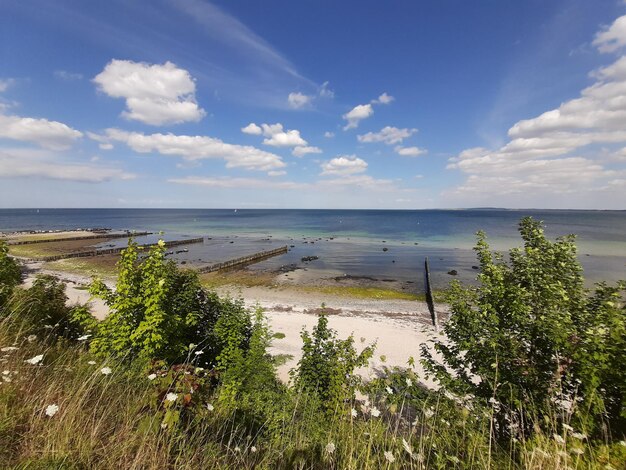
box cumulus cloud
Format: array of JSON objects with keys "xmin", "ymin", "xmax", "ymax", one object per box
[
  {"xmin": 100, "ymin": 128, "xmax": 285, "ymax": 171},
  {"xmin": 447, "ymin": 22, "xmax": 626, "ymax": 207},
  {"xmin": 243, "ymin": 122, "xmax": 308, "ymax": 147},
  {"xmin": 292, "ymin": 145, "xmax": 322, "ymax": 157},
  {"xmin": 320, "ymin": 155, "xmax": 368, "ymax": 176},
  {"xmin": 287, "ymin": 92, "xmax": 312, "ymax": 109},
  {"xmin": 342, "ymin": 104, "xmax": 374, "ymax": 130},
  {"xmin": 0, "ymin": 79, "xmax": 15, "ymax": 93},
  {"xmin": 371, "ymin": 92, "xmax": 394, "ymax": 105},
  {"xmin": 93, "ymin": 59, "xmax": 206, "ymax": 125},
  {"xmin": 395, "ymin": 146, "xmax": 427, "ymax": 157},
  {"xmin": 324, "ymin": 131, "xmax": 335, "ymax": 138},
  {"xmin": 0, "ymin": 114, "xmax": 82, "ymax": 150},
  {"xmin": 357, "ymin": 126, "xmax": 417, "ymax": 145},
  {"xmin": 54, "ymin": 70, "xmax": 83, "ymax": 81},
  {"xmin": 593, "ymin": 15, "xmax": 626, "ymax": 53},
  {"xmin": 0, "ymin": 147, "xmax": 134, "ymax": 183},
  {"xmin": 241, "ymin": 122, "xmax": 263, "ymax": 135}
]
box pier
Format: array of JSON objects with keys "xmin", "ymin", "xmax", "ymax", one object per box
[{"xmin": 197, "ymin": 245, "xmax": 289, "ymax": 273}]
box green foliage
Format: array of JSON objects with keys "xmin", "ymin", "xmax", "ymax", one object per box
[
  {"xmin": 421, "ymin": 217, "xmax": 626, "ymax": 438},
  {"xmin": 7, "ymin": 274, "xmax": 94, "ymax": 339},
  {"xmin": 0, "ymin": 240, "xmax": 21, "ymax": 308},
  {"xmin": 292, "ymin": 313, "xmax": 375, "ymax": 411}
]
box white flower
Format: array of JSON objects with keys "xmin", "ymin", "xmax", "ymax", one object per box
[
  {"xmin": 25, "ymin": 354, "xmax": 44, "ymax": 365},
  {"xmin": 157, "ymin": 239, "xmax": 165, "ymax": 248},
  {"xmin": 416, "ymin": 452, "xmax": 425, "ymax": 463},
  {"xmin": 1, "ymin": 347, "xmax": 18, "ymax": 352},
  {"xmin": 386, "ymin": 386, "xmax": 393, "ymax": 395},
  {"xmin": 384, "ymin": 451, "xmax": 395, "ymax": 463},
  {"xmin": 2, "ymin": 375, "xmax": 11, "ymax": 382},
  {"xmin": 572, "ymin": 432, "xmax": 587, "ymax": 440},
  {"xmin": 27, "ymin": 335, "xmax": 37, "ymax": 342},
  {"xmin": 147, "ymin": 374, "xmax": 157, "ymax": 381},
  {"xmin": 194, "ymin": 350, "xmax": 204, "ymax": 356},
  {"xmin": 251, "ymin": 446, "xmax": 257, "ymax": 453},
  {"xmin": 2, "ymin": 370, "xmax": 9, "ymax": 375},
  {"xmin": 87, "ymin": 360, "xmax": 96, "ymax": 365},
  {"xmin": 370, "ymin": 407, "xmax": 381, "ymax": 418},
  {"xmin": 448, "ymin": 455, "xmax": 460, "ymax": 464},
  {"xmin": 325, "ymin": 442, "xmax": 336, "ymax": 454},
  {"xmin": 571, "ymin": 447, "xmax": 584, "ymax": 455},
  {"xmin": 77, "ymin": 334, "xmax": 91, "ymax": 341},
  {"xmin": 406, "ymin": 378, "xmax": 413, "ymax": 387},
  {"xmin": 161, "ymin": 422, "xmax": 167, "ymax": 429},
  {"xmin": 351, "ymin": 408, "xmax": 357, "ymax": 418},
  {"xmin": 424, "ymin": 408, "xmax": 434, "ymax": 418},
  {"xmin": 234, "ymin": 446, "xmax": 241, "ymax": 452},
  {"xmin": 553, "ymin": 434, "xmax": 566, "ymax": 444},
  {"xmin": 100, "ymin": 367, "xmax": 112, "ymax": 375},
  {"xmin": 620, "ymin": 440, "xmax": 626, "ymax": 447},
  {"xmin": 402, "ymin": 438, "xmax": 412, "ymax": 455},
  {"xmin": 45, "ymin": 404, "xmax": 59, "ymax": 417},
  {"xmin": 562, "ymin": 424, "xmax": 574, "ymax": 432},
  {"xmin": 206, "ymin": 403, "xmax": 214, "ymax": 411},
  {"xmin": 165, "ymin": 393, "xmax": 178, "ymax": 402}
]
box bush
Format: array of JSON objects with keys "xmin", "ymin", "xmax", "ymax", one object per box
[
  {"xmin": 292, "ymin": 313, "xmax": 374, "ymax": 412},
  {"xmin": 0, "ymin": 240, "xmax": 21, "ymax": 309},
  {"xmin": 421, "ymin": 217, "xmax": 626, "ymax": 438}
]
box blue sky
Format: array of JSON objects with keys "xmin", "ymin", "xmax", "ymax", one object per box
[{"xmin": 1, "ymin": 0, "xmax": 625, "ymax": 209}]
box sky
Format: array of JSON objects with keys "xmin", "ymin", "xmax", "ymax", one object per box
[{"xmin": 1, "ymin": 0, "xmax": 626, "ymax": 209}]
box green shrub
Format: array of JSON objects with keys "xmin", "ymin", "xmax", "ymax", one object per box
[
  {"xmin": 292, "ymin": 313, "xmax": 374, "ymax": 412},
  {"xmin": 0, "ymin": 240, "xmax": 21, "ymax": 309},
  {"xmin": 421, "ymin": 217, "xmax": 626, "ymax": 438}
]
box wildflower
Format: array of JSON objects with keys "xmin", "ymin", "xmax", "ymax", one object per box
[
  {"xmin": 77, "ymin": 334, "xmax": 91, "ymax": 341},
  {"xmin": 2, "ymin": 375, "xmax": 11, "ymax": 382},
  {"xmin": 161, "ymin": 422, "xmax": 167, "ymax": 429},
  {"xmin": 2, "ymin": 370, "xmax": 9, "ymax": 375},
  {"xmin": 45, "ymin": 404, "xmax": 59, "ymax": 417},
  {"xmin": 206, "ymin": 403, "xmax": 214, "ymax": 411},
  {"xmin": 1, "ymin": 346, "xmax": 18, "ymax": 352},
  {"xmin": 572, "ymin": 432, "xmax": 587, "ymax": 440},
  {"xmin": 406, "ymin": 378, "xmax": 413, "ymax": 387},
  {"xmin": 386, "ymin": 386, "xmax": 393, "ymax": 395},
  {"xmin": 620, "ymin": 440, "xmax": 626, "ymax": 447},
  {"xmin": 251, "ymin": 446, "xmax": 257, "ymax": 453},
  {"xmin": 402, "ymin": 438, "xmax": 412, "ymax": 455},
  {"xmin": 557, "ymin": 450, "xmax": 568, "ymax": 458},
  {"xmin": 415, "ymin": 452, "xmax": 425, "ymax": 463},
  {"xmin": 448, "ymin": 455, "xmax": 460, "ymax": 464},
  {"xmin": 571, "ymin": 447, "xmax": 584, "ymax": 455},
  {"xmin": 370, "ymin": 407, "xmax": 381, "ymax": 418},
  {"xmin": 234, "ymin": 446, "xmax": 241, "ymax": 452},
  {"xmin": 157, "ymin": 239, "xmax": 166, "ymax": 248},
  {"xmin": 25, "ymin": 354, "xmax": 44, "ymax": 365},
  {"xmin": 27, "ymin": 335, "xmax": 37, "ymax": 342},
  {"xmin": 165, "ymin": 393, "xmax": 178, "ymax": 402},
  {"xmin": 553, "ymin": 434, "xmax": 566, "ymax": 444},
  {"xmin": 562, "ymin": 424, "xmax": 574, "ymax": 432},
  {"xmin": 100, "ymin": 367, "xmax": 112, "ymax": 375},
  {"xmin": 87, "ymin": 361, "xmax": 96, "ymax": 365},
  {"xmin": 325, "ymin": 442, "xmax": 336, "ymax": 455},
  {"xmin": 351, "ymin": 408, "xmax": 357, "ymax": 418},
  {"xmin": 424, "ymin": 408, "xmax": 434, "ymax": 418},
  {"xmin": 384, "ymin": 451, "xmax": 395, "ymax": 463},
  {"xmin": 194, "ymin": 350, "xmax": 204, "ymax": 356},
  {"xmin": 147, "ymin": 373, "xmax": 157, "ymax": 380}
]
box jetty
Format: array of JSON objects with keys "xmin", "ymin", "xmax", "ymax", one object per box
[
  {"xmin": 30, "ymin": 237, "xmax": 204, "ymax": 262},
  {"xmin": 7, "ymin": 231, "xmax": 152, "ymax": 246},
  {"xmin": 198, "ymin": 245, "xmax": 289, "ymax": 273}
]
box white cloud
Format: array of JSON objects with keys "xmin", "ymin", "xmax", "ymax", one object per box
[
  {"xmin": 0, "ymin": 79, "xmax": 15, "ymax": 93},
  {"xmin": 319, "ymin": 81, "xmax": 334, "ymax": 99},
  {"xmin": 320, "ymin": 155, "xmax": 368, "ymax": 176},
  {"xmin": 241, "ymin": 123, "xmax": 263, "ymax": 135},
  {"xmin": 267, "ymin": 170, "xmax": 286, "ymax": 176},
  {"xmin": 324, "ymin": 131, "xmax": 335, "ymax": 138},
  {"xmin": 447, "ymin": 27, "xmax": 626, "ymax": 207},
  {"xmin": 342, "ymin": 104, "xmax": 374, "ymax": 130},
  {"xmin": 593, "ymin": 15, "xmax": 626, "ymax": 53},
  {"xmin": 54, "ymin": 70, "xmax": 83, "ymax": 81},
  {"xmin": 102, "ymin": 128, "xmax": 285, "ymax": 171},
  {"xmin": 0, "ymin": 147, "xmax": 134, "ymax": 183},
  {"xmin": 371, "ymin": 92, "xmax": 394, "ymax": 105},
  {"xmin": 292, "ymin": 146, "xmax": 322, "ymax": 157},
  {"xmin": 0, "ymin": 114, "xmax": 82, "ymax": 150},
  {"xmin": 287, "ymin": 92, "xmax": 312, "ymax": 109},
  {"xmin": 243, "ymin": 122, "xmax": 308, "ymax": 147},
  {"xmin": 169, "ymin": 176, "xmax": 300, "ymax": 189},
  {"xmin": 395, "ymin": 146, "xmax": 427, "ymax": 157},
  {"xmin": 93, "ymin": 59, "xmax": 205, "ymax": 126},
  {"xmin": 357, "ymin": 126, "xmax": 417, "ymax": 145}
]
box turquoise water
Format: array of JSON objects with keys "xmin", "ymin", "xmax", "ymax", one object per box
[{"xmin": 1, "ymin": 209, "xmax": 624, "ymax": 289}]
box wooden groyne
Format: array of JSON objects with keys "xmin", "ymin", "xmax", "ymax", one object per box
[
  {"xmin": 32, "ymin": 237, "xmax": 204, "ymax": 262},
  {"xmin": 198, "ymin": 246, "xmax": 289, "ymax": 274},
  {"xmin": 8, "ymin": 231, "xmax": 152, "ymax": 246},
  {"xmin": 424, "ymin": 257, "xmax": 437, "ymax": 329}
]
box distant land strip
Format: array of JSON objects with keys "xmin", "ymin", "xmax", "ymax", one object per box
[{"xmin": 7, "ymin": 231, "xmax": 152, "ymax": 246}]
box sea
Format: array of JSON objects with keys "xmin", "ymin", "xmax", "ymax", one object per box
[{"xmin": 1, "ymin": 209, "xmax": 625, "ymax": 290}]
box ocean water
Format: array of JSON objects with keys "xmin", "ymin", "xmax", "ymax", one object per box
[{"xmin": 1, "ymin": 209, "xmax": 625, "ymax": 290}]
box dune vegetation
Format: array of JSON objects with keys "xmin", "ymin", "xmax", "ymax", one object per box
[{"xmin": 0, "ymin": 218, "xmax": 624, "ymax": 469}]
